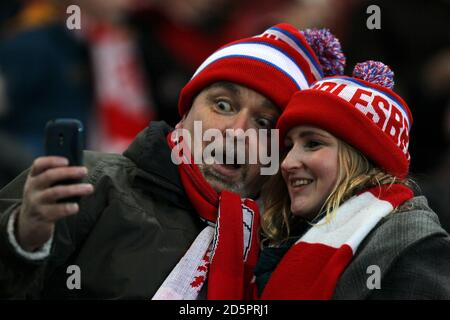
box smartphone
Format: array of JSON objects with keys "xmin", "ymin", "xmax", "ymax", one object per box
[{"xmin": 45, "ymin": 119, "xmax": 84, "ymax": 202}]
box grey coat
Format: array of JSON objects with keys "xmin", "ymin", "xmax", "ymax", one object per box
[{"xmin": 333, "ymin": 196, "xmax": 450, "ymax": 299}]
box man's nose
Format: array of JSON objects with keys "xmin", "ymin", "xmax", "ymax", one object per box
[
  {"xmin": 222, "ymin": 112, "xmax": 254, "ymax": 159},
  {"xmin": 222, "ymin": 111, "xmax": 252, "ymax": 143},
  {"xmin": 229, "ymin": 111, "xmax": 251, "ymax": 132}
]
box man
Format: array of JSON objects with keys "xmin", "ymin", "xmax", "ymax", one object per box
[{"xmin": 0, "ymin": 24, "xmax": 344, "ymax": 299}]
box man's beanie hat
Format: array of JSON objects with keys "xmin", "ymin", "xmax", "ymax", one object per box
[
  {"xmin": 277, "ymin": 61, "xmax": 413, "ymax": 178},
  {"xmin": 178, "ymin": 23, "xmax": 346, "ymax": 116}
]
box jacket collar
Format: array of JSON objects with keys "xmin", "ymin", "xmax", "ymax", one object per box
[{"xmin": 123, "ymin": 121, "xmax": 192, "ymax": 209}]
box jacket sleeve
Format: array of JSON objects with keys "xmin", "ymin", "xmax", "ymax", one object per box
[
  {"xmin": 367, "ymin": 234, "xmax": 450, "ymax": 299},
  {"xmin": 0, "ymin": 169, "xmax": 49, "ymax": 299},
  {"xmin": 0, "ymin": 151, "xmax": 111, "ymax": 299}
]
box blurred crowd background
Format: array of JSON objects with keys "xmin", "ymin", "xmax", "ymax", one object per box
[{"xmin": 0, "ymin": 0, "xmax": 449, "ymax": 230}]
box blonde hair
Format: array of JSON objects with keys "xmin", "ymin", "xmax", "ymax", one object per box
[{"xmin": 261, "ymin": 139, "xmax": 416, "ymax": 246}]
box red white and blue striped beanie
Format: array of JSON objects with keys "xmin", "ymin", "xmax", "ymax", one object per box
[
  {"xmin": 178, "ymin": 23, "xmax": 346, "ymax": 116},
  {"xmin": 277, "ymin": 61, "xmax": 413, "ymax": 178}
]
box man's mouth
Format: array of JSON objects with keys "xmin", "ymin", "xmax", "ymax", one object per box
[
  {"xmin": 212, "ymin": 163, "xmax": 242, "ymax": 177},
  {"xmin": 208, "ymin": 149, "xmax": 244, "ymax": 177}
]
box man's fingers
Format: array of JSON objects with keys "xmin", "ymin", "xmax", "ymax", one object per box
[
  {"xmin": 38, "ymin": 203, "xmax": 80, "ymax": 222},
  {"xmin": 29, "ymin": 156, "xmax": 69, "ymax": 177},
  {"xmin": 38, "ymin": 183, "xmax": 94, "ymax": 203},
  {"xmin": 32, "ymin": 166, "xmax": 88, "ymax": 189}
]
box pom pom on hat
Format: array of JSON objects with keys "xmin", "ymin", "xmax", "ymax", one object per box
[
  {"xmin": 277, "ymin": 59, "xmax": 413, "ymax": 178},
  {"xmin": 178, "ymin": 23, "xmax": 347, "ymax": 116},
  {"xmin": 301, "ymin": 28, "xmax": 346, "ymax": 77},
  {"xmin": 352, "ymin": 60, "xmax": 395, "ymax": 89}
]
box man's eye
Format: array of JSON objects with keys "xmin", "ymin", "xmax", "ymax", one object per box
[
  {"xmin": 256, "ymin": 118, "xmax": 272, "ymax": 128},
  {"xmin": 216, "ymin": 101, "xmax": 232, "ymax": 112}
]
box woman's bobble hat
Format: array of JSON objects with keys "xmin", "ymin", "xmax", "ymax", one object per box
[
  {"xmin": 178, "ymin": 23, "xmax": 346, "ymax": 116},
  {"xmin": 277, "ymin": 60, "xmax": 413, "ymax": 178}
]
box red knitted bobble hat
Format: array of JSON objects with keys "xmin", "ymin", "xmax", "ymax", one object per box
[
  {"xmin": 277, "ymin": 61, "xmax": 413, "ymax": 178},
  {"xmin": 178, "ymin": 23, "xmax": 346, "ymax": 116}
]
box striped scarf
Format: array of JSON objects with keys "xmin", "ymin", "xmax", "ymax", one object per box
[
  {"xmin": 84, "ymin": 21, "xmax": 154, "ymax": 153},
  {"xmin": 260, "ymin": 184, "xmax": 413, "ymax": 299},
  {"xmin": 152, "ymin": 131, "xmax": 260, "ymax": 300}
]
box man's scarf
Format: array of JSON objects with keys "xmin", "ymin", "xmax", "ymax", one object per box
[
  {"xmin": 260, "ymin": 184, "xmax": 414, "ymax": 299},
  {"xmin": 152, "ymin": 131, "xmax": 260, "ymax": 300}
]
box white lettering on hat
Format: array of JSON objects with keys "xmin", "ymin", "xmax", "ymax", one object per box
[{"xmin": 312, "ymin": 78, "xmax": 410, "ymax": 155}]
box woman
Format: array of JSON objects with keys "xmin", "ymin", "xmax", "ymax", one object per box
[{"xmin": 255, "ymin": 61, "xmax": 450, "ymax": 299}]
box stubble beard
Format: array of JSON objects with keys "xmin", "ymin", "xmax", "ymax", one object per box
[{"xmin": 197, "ymin": 163, "xmax": 249, "ymax": 198}]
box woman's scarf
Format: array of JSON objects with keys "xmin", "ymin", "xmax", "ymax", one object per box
[{"xmin": 260, "ymin": 184, "xmax": 414, "ymax": 299}]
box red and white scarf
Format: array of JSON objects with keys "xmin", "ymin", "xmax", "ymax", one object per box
[
  {"xmin": 152, "ymin": 131, "xmax": 260, "ymax": 300},
  {"xmin": 260, "ymin": 184, "xmax": 414, "ymax": 300},
  {"xmin": 83, "ymin": 21, "xmax": 154, "ymax": 153}
]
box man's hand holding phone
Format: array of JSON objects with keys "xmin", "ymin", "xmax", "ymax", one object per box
[
  {"xmin": 16, "ymin": 157, "xmax": 94, "ymax": 252},
  {"xmin": 16, "ymin": 156, "xmax": 94, "ymax": 252},
  {"xmin": 15, "ymin": 119, "xmax": 94, "ymax": 252}
]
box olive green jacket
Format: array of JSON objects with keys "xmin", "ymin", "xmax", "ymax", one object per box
[{"xmin": 0, "ymin": 121, "xmax": 205, "ymax": 299}]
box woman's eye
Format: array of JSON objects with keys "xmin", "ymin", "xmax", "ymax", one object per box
[
  {"xmin": 216, "ymin": 101, "xmax": 232, "ymax": 112},
  {"xmin": 305, "ymin": 140, "xmax": 322, "ymax": 149}
]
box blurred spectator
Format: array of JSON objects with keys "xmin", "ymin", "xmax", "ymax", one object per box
[
  {"xmin": 0, "ymin": 0, "xmax": 93, "ymax": 163},
  {"xmin": 0, "ymin": 0, "xmax": 35, "ymax": 182},
  {"xmin": 0, "ymin": 0, "xmax": 92, "ymax": 188},
  {"xmin": 0, "ymin": 0, "xmax": 154, "ymax": 162},
  {"xmin": 76, "ymin": 0, "xmax": 155, "ymax": 152}
]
